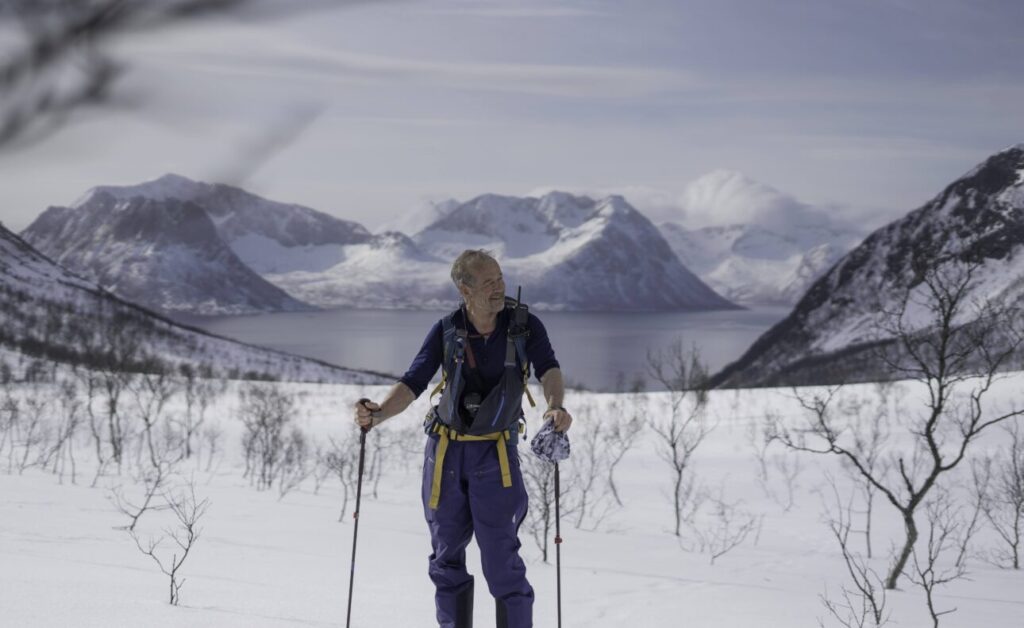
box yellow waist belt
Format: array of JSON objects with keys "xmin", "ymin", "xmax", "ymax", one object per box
[{"xmin": 428, "ymin": 424, "xmax": 513, "ymax": 510}]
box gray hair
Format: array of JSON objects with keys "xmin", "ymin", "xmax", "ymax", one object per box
[{"xmin": 451, "ymin": 249, "xmax": 497, "ymax": 289}]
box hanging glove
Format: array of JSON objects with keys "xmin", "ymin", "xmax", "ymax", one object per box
[{"xmin": 530, "ymin": 418, "xmax": 571, "ymax": 463}]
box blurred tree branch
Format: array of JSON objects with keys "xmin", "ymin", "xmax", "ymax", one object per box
[{"xmin": 0, "ymin": 0, "xmax": 346, "ymax": 150}]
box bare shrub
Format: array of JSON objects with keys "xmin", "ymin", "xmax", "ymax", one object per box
[
  {"xmin": 73, "ymin": 368, "xmax": 109, "ymax": 485},
  {"xmin": 312, "ymin": 443, "xmax": 333, "ymax": 495},
  {"xmin": 130, "ymin": 482, "xmax": 210, "ymax": 606},
  {"xmin": 12, "ymin": 393, "xmax": 50, "ymax": 474},
  {"xmin": 976, "ymin": 420, "xmax": 1024, "ymax": 569},
  {"xmin": 604, "ymin": 393, "xmax": 645, "ymax": 508},
  {"xmin": 686, "ymin": 486, "xmax": 758, "ymax": 565},
  {"xmin": 277, "ymin": 427, "xmax": 311, "ymax": 500},
  {"xmin": 175, "ymin": 367, "xmax": 224, "ymax": 459},
  {"xmin": 750, "ymin": 412, "xmax": 804, "ymax": 512},
  {"xmin": 48, "ymin": 380, "xmax": 83, "ymax": 484},
  {"xmin": 128, "ymin": 370, "xmax": 180, "ymax": 471},
  {"xmin": 908, "ymin": 490, "xmax": 968, "ymax": 627},
  {"xmin": 522, "ymin": 454, "xmax": 565, "ymax": 563},
  {"xmin": 565, "ymin": 398, "xmax": 641, "ymax": 530},
  {"xmin": 775, "ymin": 259, "xmax": 1024, "ymax": 589},
  {"xmin": 110, "ymin": 461, "xmax": 173, "ymax": 532},
  {"xmin": 199, "ymin": 423, "xmax": 223, "ymax": 473},
  {"xmin": 817, "ymin": 481, "xmax": 890, "ymax": 628},
  {"xmin": 94, "ymin": 323, "xmax": 140, "ymax": 469},
  {"xmin": 322, "ymin": 435, "xmax": 361, "ymax": 521},
  {"xmin": 238, "ymin": 384, "xmax": 296, "ymax": 491},
  {"xmin": 646, "ymin": 339, "xmax": 713, "ymax": 536},
  {"xmin": 0, "ymin": 388, "xmax": 18, "ymax": 470}
]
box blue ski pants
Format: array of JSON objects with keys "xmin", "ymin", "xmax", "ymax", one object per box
[{"xmin": 422, "ymin": 435, "xmax": 534, "ymax": 628}]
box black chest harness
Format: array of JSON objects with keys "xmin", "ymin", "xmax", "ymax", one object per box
[{"xmin": 425, "ymin": 297, "xmax": 537, "ymax": 509}]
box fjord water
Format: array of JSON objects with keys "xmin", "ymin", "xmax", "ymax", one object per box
[{"xmin": 182, "ymin": 306, "xmax": 788, "ymax": 391}]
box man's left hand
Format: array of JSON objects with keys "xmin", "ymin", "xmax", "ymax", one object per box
[{"xmin": 544, "ymin": 407, "xmax": 572, "ymax": 433}]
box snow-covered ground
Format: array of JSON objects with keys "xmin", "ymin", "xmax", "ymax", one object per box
[{"xmin": 2, "ymin": 374, "xmax": 1023, "ymax": 627}]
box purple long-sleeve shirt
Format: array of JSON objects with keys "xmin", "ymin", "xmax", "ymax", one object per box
[{"xmin": 399, "ymin": 307, "xmax": 560, "ymax": 399}]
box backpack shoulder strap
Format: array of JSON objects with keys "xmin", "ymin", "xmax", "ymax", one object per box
[
  {"xmin": 504, "ymin": 298, "xmax": 531, "ymax": 368},
  {"xmin": 430, "ymin": 310, "xmax": 464, "ymax": 402},
  {"xmin": 440, "ymin": 309, "xmax": 466, "ymax": 372}
]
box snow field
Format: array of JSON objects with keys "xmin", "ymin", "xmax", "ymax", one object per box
[{"xmin": 2, "ymin": 375, "xmax": 1024, "ymax": 627}]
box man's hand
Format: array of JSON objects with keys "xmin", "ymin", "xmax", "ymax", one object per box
[
  {"xmin": 543, "ymin": 406, "xmax": 572, "ymax": 433},
  {"xmin": 354, "ymin": 398, "xmax": 383, "ymax": 431}
]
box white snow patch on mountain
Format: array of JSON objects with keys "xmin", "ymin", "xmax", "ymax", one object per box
[
  {"xmin": 271, "ymin": 191, "xmax": 734, "ymax": 312},
  {"xmin": 659, "ymin": 222, "xmax": 861, "ymax": 306}
]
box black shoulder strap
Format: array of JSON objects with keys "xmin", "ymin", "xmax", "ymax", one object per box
[{"xmin": 504, "ymin": 297, "xmax": 530, "ymax": 368}]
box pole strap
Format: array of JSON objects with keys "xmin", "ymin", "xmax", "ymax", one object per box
[{"xmin": 428, "ymin": 424, "xmax": 513, "ymax": 510}]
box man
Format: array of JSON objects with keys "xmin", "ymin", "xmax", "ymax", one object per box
[{"xmin": 353, "ymin": 249, "xmax": 572, "ymax": 628}]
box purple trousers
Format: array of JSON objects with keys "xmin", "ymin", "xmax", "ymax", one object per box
[{"xmin": 422, "ymin": 435, "xmax": 534, "ymax": 628}]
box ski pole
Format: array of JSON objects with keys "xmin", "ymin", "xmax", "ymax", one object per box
[
  {"xmin": 554, "ymin": 461, "xmax": 563, "ymax": 628},
  {"xmin": 347, "ymin": 399, "xmax": 377, "ymax": 628}
]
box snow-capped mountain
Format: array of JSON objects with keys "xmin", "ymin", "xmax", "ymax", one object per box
[
  {"xmin": 21, "ymin": 190, "xmax": 311, "ymax": 316},
  {"xmin": 21, "ymin": 176, "xmax": 735, "ymax": 313},
  {"xmin": 0, "ymin": 222, "xmax": 390, "ymax": 384},
  {"xmin": 659, "ymin": 222, "xmax": 863, "ymax": 305},
  {"xmin": 411, "ymin": 192, "xmax": 737, "ymax": 311},
  {"xmin": 269, "ymin": 191, "xmax": 737, "ymax": 311},
  {"xmin": 69, "ymin": 173, "xmax": 376, "ymax": 275},
  {"xmin": 712, "ymin": 143, "xmax": 1024, "ymax": 387},
  {"xmin": 264, "ymin": 230, "xmax": 455, "ymax": 310}
]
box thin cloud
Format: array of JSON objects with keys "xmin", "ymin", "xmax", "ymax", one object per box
[
  {"xmin": 133, "ymin": 35, "xmax": 693, "ymax": 100},
  {"xmin": 529, "ymin": 173, "xmax": 858, "ymax": 233}
]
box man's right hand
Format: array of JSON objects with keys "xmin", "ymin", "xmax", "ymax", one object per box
[{"xmin": 354, "ymin": 398, "xmax": 383, "ymax": 431}]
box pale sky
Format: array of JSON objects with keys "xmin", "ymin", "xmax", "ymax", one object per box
[{"xmin": 2, "ymin": 0, "xmax": 1023, "ymax": 234}]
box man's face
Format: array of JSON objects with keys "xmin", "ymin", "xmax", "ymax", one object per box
[{"xmin": 461, "ymin": 260, "xmax": 506, "ymax": 316}]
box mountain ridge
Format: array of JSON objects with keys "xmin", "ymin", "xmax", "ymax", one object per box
[{"xmin": 711, "ymin": 143, "xmax": 1024, "ymax": 388}]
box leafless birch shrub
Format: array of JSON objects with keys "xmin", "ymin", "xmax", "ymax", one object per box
[
  {"xmin": 94, "ymin": 323, "xmax": 140, "ymax": 470},
  {"xmin": 817, "ymin": 481, "xmax": 890, "ymax": 628},
  {"xmin": 368, "ymin": 425, "xmax": 419, "ymax": 496},
  {"xmin": 128, "ymin": 370, "xmax": 180, "ymax": 471},
  {"xmin": 831, "ymin": 384, "xmax": 895, "ymax": 558},
  {"xmin": 749, "ymin": 413, "xmax": 803, "ymax": 512},
  {"xmin": 390, "ymin": 423, "xmax": 427, "ymax": 474},
  {"xmin": 771, "ymin": 261, "xmax": 1024, "ymax": 589},
  {"xmin": 312, "ymin": 443, "xmax": 333, "ymax": 495},
  {"xmin": 199, "ymin": 423, "xmax": 223, "ymax": 473},
  {"xmin": 522, "ymin": 454, "xmax": 569, "ymax": 563},
  {"xmin": 110, "ymin": 460, "xmax": 173, "ymax": 532},
  {"xmin": 238, "ymin": 384, "xmax": 296, "ymax": 491},
  {"xmin": 130, "ymin": 482, "xmax": 210, "ymax": 606},
  {"xmin": 323, "ymin": 435, "xmax": 361, "ymax": 521},
  {"xmin": 565, "ymin": 398, "xmax": 641, "ymax": 530},
  {"xmin": 604, "ymin": 393, "xmax": 645, "ymax": 508},
  {"xmin": 908, "ymin": 489, "xmax": 968, "ymax": 628},
  {"xmin": 175, "ymin": 367, "xmax": 224, "ymax": 460},
  {"xmin": 13, "ymin": 393, "xmax": 50, "ymax": 474},
  {"xmin": 686, "ymin": 486, "xmax": 758, "ymax": 565},
  {"xmin": 277, "ymin": 427, "xmax": 311, "ymax": 500},
  {"xmin": 48, "ymin": 380, "xmax": 82, "ymax": 484},
  {"xmin": 975, "ymin": 420, "xmax": 1024, "ymax": 569},
  {"xmin": 0, "ymin": 388, "xmax": 18, "ymax": 470},
  {"xmin": 365, "ymin": 428, "xmax": 386, "ymax": 499},
  {"xmin": 73, "ymin": 368, "xmax": 109, "ymax": 485},
  {"xmin": 646, "ymin": 339, "xmax": 713, "ymax": 537}
]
